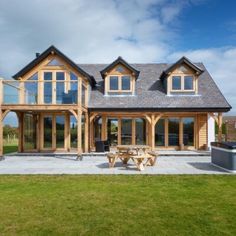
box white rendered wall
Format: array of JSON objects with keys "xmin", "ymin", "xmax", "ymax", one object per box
[{"xmin": 207, "ymin": 115, "xmax": 215, "ymax": 149}]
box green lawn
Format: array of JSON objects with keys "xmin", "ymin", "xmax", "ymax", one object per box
[
  {"xmin": 3, "ymin": 144, "xmax": 18, "ymax": 154},
  {"xmin": 0, "ymin": 175, "xmax": 235, "ymax": 235}
]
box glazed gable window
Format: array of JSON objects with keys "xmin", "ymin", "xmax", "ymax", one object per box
[
  {"xmin": 109, "ymin": 75, "xmax": 131, "ymax": 92},
  {"xmin": 171, "ymin": 75, "xmax": 194, "ymax": 92}
]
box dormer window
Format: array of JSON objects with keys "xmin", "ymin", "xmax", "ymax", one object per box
[
  {"xmin": 101, "ymin": 57, "xmax": 139, "ymax": 96},
  {"xmin": 109, "ymin": 75, "xmax": 131, "ymax": 92},
  {"xmin": 160, "ymin": 57, "xmax": 204, "ymax": 95},
  {"xmin": 171, "ymin": 75, "xmax": 194, "ymax": 92}
]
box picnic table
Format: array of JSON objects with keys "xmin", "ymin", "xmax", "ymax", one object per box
[{"xmin": 107, "ymin": 145, "xmax": 158, "ymax": 171}]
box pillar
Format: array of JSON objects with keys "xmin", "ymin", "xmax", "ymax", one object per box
[
  {"xmin": 84, "ymin": 112, "xmax": 89, "ymax": 153},
  {"xmin": 218, "ymin": 112, "xmax": 223, "ymax": 142},
  {"xmin": 77, "ymin": 109, "xmax": 82, "ymax": 157},
  {"xmin": 0, "ymin": 79, "xmax": 3, "ymax": 158}
]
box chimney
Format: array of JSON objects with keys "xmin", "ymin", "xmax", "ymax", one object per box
[{"xmin": 35, "ymin": 52, "xmax": 40, "ymax": 58}]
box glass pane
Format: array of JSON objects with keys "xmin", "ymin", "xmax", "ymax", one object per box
[
  {"xmin": 70, "ymin": 115, "xmax": 77, "ymax": 148},
  {"xmin": 135, "ymin": 118, "xmax": 146, "ymax": 145},
  {"xmin": 172, "ymin": 76, "xmax": 181, "ymax": 90},
  {"xmin": 56, "ymin": 116, "xmax": 65, "ymax": 148},
  {"xmin": 3, "ymin": 81, "xmax": 20, "ymax": 104},
  {"xmin": 184, "ymin": 76, "xmax": 193, "ymax": 90},
  {"xmin": 107, "ymin": 118, "xmax": 118, "ymax": 146},
  {"xmin": 121, "ymin": 76, "xmax": 131, "ymax": 90},
  {"xmin": 47, "ymin": 58, "xmax": 63, "ymax": 66},
  {"xmin": 121, "ymin": 118, "xmax": 132, "ymax": 145},
  {"xmin": 25, "ymin": 73, "xmax": 38, "ymax": 104},
  {"xmin": 109, "ymin": 76, "xmax": 118, "ymax": 90},
  {"xmin": 44, "ymin": 72, "xmax": 52, "ymax": 104},
  {"xmin": 44, "ymin": 116, "xmax": 52, "ymax": 148},
  {"xmin": 24, "ymin": 114, "xmax": 37, "ymax": 150},
  {"xmin": 155, "ymin": 119, "xmax": 165, "ymax": 146},
  {"xmin": 183, "ymin": 118, "xmax": 194, "ymax": 146},
  {"xmin": 69, "ymin": 72, "xmax": 78, "ymax": 104},
  {"xmin": 56, "ymin": 72, "xmax": 65, "ymax": 104},
  {"xmin": 168, "ymin": 118, "xmax": 179, "ymax": 146},
  {"xmin": 94, "ymin": 117, "xmax": 102, "ymax": 141}
]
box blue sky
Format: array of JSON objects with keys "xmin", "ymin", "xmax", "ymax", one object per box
[
  {"xmin": 0, "ymin": 0, "xmax": 236, "ymax": 126},
  {"xmin": 177, "ymin": 0, "xmax": 236, "ymax": 50}
]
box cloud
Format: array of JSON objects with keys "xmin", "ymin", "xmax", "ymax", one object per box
[
  {"xmin": 0, "ymin": 0, "xmax": 190, "ymax": 77},
  {"xmin": 0, "ymin": 0, "xmax": 235, "ymax": 115}
]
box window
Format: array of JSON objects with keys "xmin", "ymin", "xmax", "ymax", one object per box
[
  {"xmin": 44, "ymin": 72, "xmax": 52, "ymax": 104},
  {"xmin": 171, "ymin": 75, "xmax": 195, "ymax": 92},
  {"xmin": 109, "ymin": 75, "xmax": 131, "ymax": 91},
  {"xmin": 172, "ymin": 76, "xmax": 181, "ymax": 90},
  {"xmin": 121, "ymin": 76, "xmax": 131, "ymax": 90},
  {"xmin": 121, "ymin": 118, "xmax": 132, "ymax": 145},
  {"xmin": 109, "ymin": 76, "xmax": 119, "ymax": 90},
  {"xmin": 56, "ymin": 72, "xmax": 65, "ymax": 104},
  {"xmin": 47, "ymin": 58, "xmax": 63, "ymax": 66},
  {"xmin": 155, "ymin": 119, "xmax": 165, "ymax": 146},
  {"xmin": 168, "ymin": 118, "xmax": 180, "ymax": 146},
  {"xmin": 184, "ymin": 76, "xmax": 194, "ymax": 90}
]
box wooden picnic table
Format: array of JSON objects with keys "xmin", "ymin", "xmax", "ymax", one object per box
[
  {"xmin": 116, "ymin": 145, "xmax": 150, "ymax": 155},
  {"xmin": 107, "ymin": 145, "xmax": 157, "ymax": 171}
]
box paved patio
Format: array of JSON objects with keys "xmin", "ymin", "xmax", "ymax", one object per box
[{"xmin": 0, "ymin": 154, "xmax": 232, "ymax": 174}]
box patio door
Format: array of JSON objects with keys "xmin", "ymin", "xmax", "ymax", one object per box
[{"xmin": 43, "ymin": 114, "xmax": 65, "ymax": 151}]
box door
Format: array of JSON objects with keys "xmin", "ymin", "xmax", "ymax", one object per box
[{"xmin": 43, "ymin": 114, "xmax": 65, "ymax": 151}]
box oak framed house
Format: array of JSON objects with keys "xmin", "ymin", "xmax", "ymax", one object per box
[{"xmin": 0, "ymin": 46, "xmax": 231, "ymax": 157}]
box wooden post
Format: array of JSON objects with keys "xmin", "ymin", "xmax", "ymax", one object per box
[
  {"xmin": 77, "ymin": 109, "xmax": 82, "ymax": 158},
  {"xmin": 0, "ymin": 108, "xmax": 3, "ymax": 159},
  {"xmin": 151, "ymin": 115, "xmax": 155, "ymax": 150},
  {"xmin": 84, "ymin": 112, "xmax": 89, "ymax": 152},
  {"xmin": 0, "ymin": 79, "xmax": 3, "ymax": 159},
  {"xmin": 17, "ymin": 112, "xmax": 24, "ymax": 153},
  {"xmin": 132, "ymin": 118, "xmax": 136, "ymax": 145},
  {"xmin": 218, "ymin": 112, "xmax": 223, "ymax": 142},
  {"xmin": 101, "ymin": 116, "xmax": 107, "ymax": 141}
]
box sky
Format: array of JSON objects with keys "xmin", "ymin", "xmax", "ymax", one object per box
[{"xmin": 0, "ymin": 0, "xmax": 236, "ymax": 126}]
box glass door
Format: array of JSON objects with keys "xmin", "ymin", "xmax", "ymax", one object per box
[
  {"xmin": 56, "ymin": 115, "xmax": 65, "ymax": 149},
  {"xmin": 43, "ymin": 115, "xmax": 53, "ymax": 149},
  {"xmin": 43, "ymin": 114, "xmax": 66, "ymax": 151}
]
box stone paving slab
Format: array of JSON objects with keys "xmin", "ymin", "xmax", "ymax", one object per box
[{"xmin": 0, "ymin": 155, "xmax": 233, "ymax": 175}]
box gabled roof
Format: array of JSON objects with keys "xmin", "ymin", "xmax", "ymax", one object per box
[
  {"xmin": 78, "ymin": 63, "xmax": 231, "ymax": 112},
  {"xmin": 160, "ymin": 56, "xmax": 204, "ymax": 80},
  {"xmin": 13, "ymin": 45, "xmax": 96, "ymax": 86},
  {"xmin": 100, "ymin": 56, "xmax": 140, "ymax": 79}
]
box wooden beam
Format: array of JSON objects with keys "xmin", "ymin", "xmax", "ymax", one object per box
[
  {"xmin": 69, "ymin": 109, "xmax": 78, "ymax": 120},
  {"xmin": 1, "ymin": 110, "xmax": 10, "ymax": 121},
  {"xmin": 101, "ymin": 116, "xmax": 107, "ymax": 141},
  {"xmin": 89, "ymin": 113, "xmax": 98, "ymax": 123},
  {"xmin": 77, "ymin": 109, "xmax": 82, "ymax": 157},
  {"xmin": 84, "ymin": 112, "xmax": 89, "ymax": 152},
  {"xmin": 0, "ymin": 108, "xmax": 3, "ymax": 158},
  {"xmin": 154, "ymin": 114, "xmax": 164, "ymax": 125},
  {"xmin": 151, "ymin": 114, "xmax": 155, "ymax": 150},
  {"xmin": 218, "ymin": 112, "xmax": 223, "ymax": 142},
  {"xmin": 145, "ymin": 115, "xmax": 151, "ymax": 124}
]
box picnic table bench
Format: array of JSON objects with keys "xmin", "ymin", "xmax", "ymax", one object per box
[{"xmin": 107, "ymin": 145, "xmax": 158, "ymax": 171}]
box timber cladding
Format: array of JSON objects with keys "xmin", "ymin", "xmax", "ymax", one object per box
[{"xmin": 197, "ymin": 114, "xmax": 208, "ymax": 149}]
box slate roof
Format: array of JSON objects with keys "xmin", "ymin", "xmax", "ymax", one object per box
[{"xmin": 78, "ymin": 63, "xmax": 231, "ymax": 112}]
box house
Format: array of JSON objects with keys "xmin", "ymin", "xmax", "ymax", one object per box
[{"xmin": 0, "ymin": 45, "xmax": 231, "ymax": 157}]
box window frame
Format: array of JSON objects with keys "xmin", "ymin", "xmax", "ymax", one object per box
[
  {"xmin": 108, "ymin": 75, "xmax": 132, "ymax": 92},
  {"xmin": 170, "ymin": 74, "xmax": 195, "ymax": 92}
]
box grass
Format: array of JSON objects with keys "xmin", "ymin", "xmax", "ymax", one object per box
[
  {"xmin": 3, "ymin": 144, "xmax": 18, "ymax": 154},
  {"xmin": 0, "ymin": 175, "xmax": 235, "ymax": 235}
]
